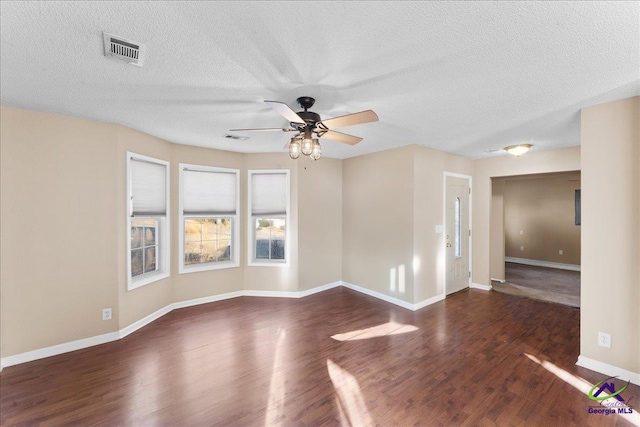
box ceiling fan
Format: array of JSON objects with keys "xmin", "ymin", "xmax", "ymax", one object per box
[{"xmin": 231, "ymin": 96, "xmax": 378, "ymax": 160}]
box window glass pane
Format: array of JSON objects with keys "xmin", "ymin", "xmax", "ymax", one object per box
[
  {"xmin": 185, "ymin": 219, "xmax": 202, "ymax": 242},
  {"xmin": 454, "ymin": 197, "xmax": 461, "ymax": 258},
  {"xmin": 219, "ymin": 218, "xmax": 232, "ymax": 239},
  {"xmin": 131, "ymin": 249, "xmax": 144, "ymax": 277},
  {"xmin": 254, "ymin": 217, "xmax": 285, "ymax": 261},
  {"xmin": 131, "ymin": 227, "xmax": 143, "ymax": 249},
  {"xmin": 144, "ymin": 226, "xmax": 156, "ymax": 246},
  {"xmin": 145, "ymin": 247, "xmax": 157, "ymax": 273},
  {"xmin": 202, "ymin": 218, "xmax": 218, "ymax": 240},
  {"xmin": 185, "ymin": 241, "xmax": 201, "ymax": 265},
  {"xmin": 271, "ymin": 239, "xmax": 285, "ymax": 260},
  {"xmin": 256, "ymin": 240, "xmax": 270, "ymax": 259},
  {"xmin": 217, "ymin": 240, "xmax": 231, "ymax": 261},
  {"xmin": 184, "ymin": 217, "xmax": 234, "ymax": 266}
]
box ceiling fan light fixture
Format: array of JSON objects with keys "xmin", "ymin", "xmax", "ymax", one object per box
[
  {"xmin": 504, "ymin": 144, "xmax": 532, "ymax": 157},
  {"xmin": 301, "ymin": 136, "xmax": 314, "ymax": 156},
  {"xmin": 289, "ymin": 137, "xmax": 301, "ymax": 159},
  {"xmin": 310, "ymin": 139, "xmax": 322, "ymax": 161}
]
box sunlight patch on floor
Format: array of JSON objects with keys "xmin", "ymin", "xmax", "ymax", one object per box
[
  {"xmin": 327, "ymin": 359, "xmax": 373, "ymax": 426},
  {"xmin": 331, "ymin": 321, "xmax": 419, "ymax": 342},
  {"xmin": 265, "ymin": 328, "xmax": 287, "ymax": 426},
  {"xmin": 524, "ymin": 353, "xmax": 640, "ymax": 426}
]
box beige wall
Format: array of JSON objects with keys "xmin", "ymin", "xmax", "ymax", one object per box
[
  {"xmin": 297, "ymin": 155, "xmax": 343, "ymax": 290},
  {"xmin": 504, "ymin": 172, "xmax": 581, "ymax": 265},
  {"xmin": 472, "ymin": 146, "xmax": 581, "ymax": 285},
  {"xmin": 0, "ymin": 106, "xmax": 342, "ymax": 358},
  {"xmin": 581, "ymin": 96, "xmax": 639, "ymax": 374},
  {"xmin": 342, "ymin": 145, "xmax": 472, "ymax": 304},
  {"xmin": 342, "ymin": 146, "xmax": 415, "ymax": 303},
  {"xmin": 1, "ymin": 107, "xmax": 120, "ymax": 354}
]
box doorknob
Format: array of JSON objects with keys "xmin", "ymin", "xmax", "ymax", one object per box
[{"xmin": 446, "ymin": 243, "xmax": 452, "ymax": 247}]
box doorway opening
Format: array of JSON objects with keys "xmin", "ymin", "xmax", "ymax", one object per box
[{"xmin": 491, "ymin": 171, "xmax": 581, "ymax": 307}]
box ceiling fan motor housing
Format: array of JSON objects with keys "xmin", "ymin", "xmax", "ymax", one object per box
[
  {"xmin": 293, "ymin": 110, "xmax": 321, "ymax": 128},
  {"xmin": 296, "ymin": 96, "xmax": 316, "ymax": 110}
]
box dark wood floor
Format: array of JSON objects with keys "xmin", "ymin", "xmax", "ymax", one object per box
[{"xmin": 1, "ymin": 288, "xmax": 638, "ymax": 426}]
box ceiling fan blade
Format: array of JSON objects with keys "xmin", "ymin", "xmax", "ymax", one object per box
[
  {"xmin": 319, "ymin": 130, "xmax": 363, "ymax": 146},
  {"xmin": 320, "ymin": 110, "xmax": 378, "ymax": 130},
  {"xmin": 264, "ymin": 100, "xmax": 306, "ymax": 124},
  {"xmin": 230, "ymin": 127, "xmax": 297, "ymax": 132}
]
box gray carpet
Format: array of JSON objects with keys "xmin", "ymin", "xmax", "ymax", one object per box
[{"xmin": 492, "ymin": 262, "xmax": 580, "ymax": 308}]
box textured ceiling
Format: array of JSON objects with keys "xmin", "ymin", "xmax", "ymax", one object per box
[{"xmin": 1, "ymin": 1, "xmax": 638, "ymax": 159}]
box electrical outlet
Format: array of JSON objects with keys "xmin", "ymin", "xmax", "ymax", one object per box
[
  {"xmin": 559, "ymin": 249, "xmax": 563, "ymax": 255},
  {"xmin": 520, "ymin": 246, "xmax": 524, "ymax": 251},
  {"xmin": 520, "ymin": 230, "xmax": 524, "ymax": 235},
  {"xmin": 598, "ymin": 332, "xmax": 611, "ymax": 348},
  {"xmin": 102, "ymin": 308, "xmax": 112, "ymax": 321}
]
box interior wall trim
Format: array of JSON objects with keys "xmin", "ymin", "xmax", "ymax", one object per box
[
  {"xmin": 340, "ymin": 281, "xmax": 415, "ymax": 310},
  {"xmin": 414, "ymin": 293, "xmax": 446, "ymax": 310},
  {"xmin": 577, "ymin": 355, "xmax": 640, "ymax": 387},
  {"xmin": 470, "ymin": 282, "xmax": 493, "ymax": 291},
  {"xmin": 505, "ymin": 256, "xmax": 581, "ymax": 272},
  {"xmin": 3, "ymin": 280, "xmax": 421, "ymax": 370}
]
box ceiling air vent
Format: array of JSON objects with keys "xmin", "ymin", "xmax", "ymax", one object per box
[{"xmin": 103, "ymin": 32, "xmax": 145, "ymax": 66}]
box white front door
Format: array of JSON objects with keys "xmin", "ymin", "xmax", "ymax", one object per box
[{"xmin": 445, "ymin": 175, "xmax": 470, "ymax": 295}]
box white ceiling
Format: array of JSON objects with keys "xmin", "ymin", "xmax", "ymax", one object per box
[{"xmin": 1, "ymin": 1, "xmax": 638, "ymax": 159}]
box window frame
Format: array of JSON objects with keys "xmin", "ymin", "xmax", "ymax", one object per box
[
  {"xmin": 247, "ymin": 169, "xmax": 290, "ymax": 267},
  {"xmin": 126, "ymin": 152, "xmax": 170, "ymax": 291},
  {"xmin": 179, "ymin": 164, "xmax": 240, "ymax": 274}
]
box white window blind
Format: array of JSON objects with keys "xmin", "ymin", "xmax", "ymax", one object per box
[
  {"xmin": 131, "ymin": 159, "xmax": 167, "ymax": 216},
  {"xmin": 251, "ymin": 172, "xmax": 287, "ymax": 216},
  {"xmin": 183, "ymin": 168, "xmax": 237, "ymax": 215}
]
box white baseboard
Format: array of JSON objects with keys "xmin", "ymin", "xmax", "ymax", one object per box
[
  {"xmin": 490, "ymin": 278, "xmax": 505, "ymax": 283},
  {"xmin": 172, "ymin": 290, "xmax": 244, "ymax": 310},
  {"xmin": 118, "ymin": 304, "xmax": 174, "ymax": 339},
  {"xmin": 414, "ymin": 293, "xmax": 446, "ymax": 310},
  {"xmin": 298, "ymin": 281, "xmax": 342, "ymax": 297},
  {"xmin": 0, "ymin": 331, "xmax": 120, "ymax": 370},
  {"xmin": 505, "ymin": 257, "xmax": 581, "ymax": 272},
  {"xmin": 243, "ymin": 289, "xmax": 301, "ymax": 298},
  {"xmin": 470, "ymin": 282, "xmax": 493, "ymax": 291},
  {"xmin": 577, "ymin": 355, "xmax": 640, "ymax": 386},
  {"xmin": 1, "ymin": 280, "xmax": 447, "ymax": 369},
  {"xmin": 340, "ymin": 281, "xmax": 415, "ymax": 310},
  {"xmin": 243, "ymin": 282, "xmax": 342, "ymax": 299},
  {"xmin": 341, "ymin": 281, "xmax": 446, "ymax": 311}
]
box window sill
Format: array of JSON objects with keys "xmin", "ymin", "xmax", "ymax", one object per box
[
  {"xmin": 248, "ymin": 261, "xmax": 289, "ymax": 268},
  {"xmin": 179, "ymin": 261, "xmax": 240, "ymax": 275},
  {"xmin": 128, "ymin": 270, "xmax": 170, "ymax": 291}
]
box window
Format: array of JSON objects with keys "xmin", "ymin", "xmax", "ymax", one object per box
[
  {"xmin": 127, "ymin": 152, "xmax": 170, "ymax": 290},
  {"xmin": 179, "ymin": 164, "xmax": 239, "ymax": 273},
  {"xmin": 248, "ymin": 170, "xmax": 290, "ymax": 266}
]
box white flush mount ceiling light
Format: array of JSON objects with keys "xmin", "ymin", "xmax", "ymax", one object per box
[{"xmin": 504, "ymin": 144, "xmax": 532, "ymax": 157}]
